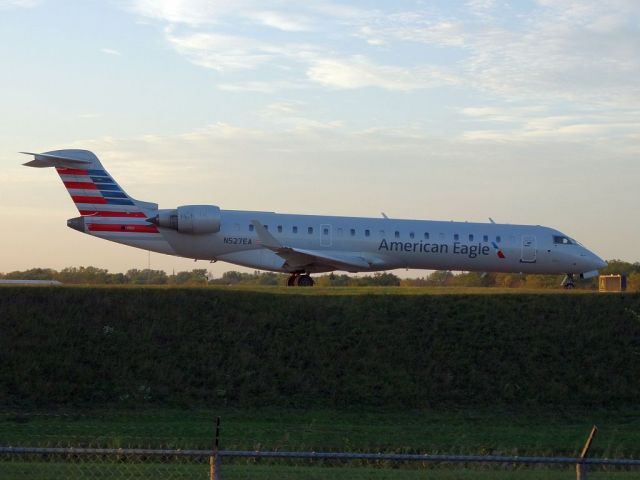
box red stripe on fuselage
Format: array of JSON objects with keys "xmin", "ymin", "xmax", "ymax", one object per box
[
  {"xmin": 72, "ymin": 195, "xmax": 107, "ymax": 204},
  {"xmin": 56, "ymin": 167, "xmax": 89, "ymax": 175},
  {"xmin": 64, "ymin": 181, "xmax": 98, "ymax": 190},
  {"xmin": 88, "ymin": 224, "xmax": 158, "ymax": 233},
  {"xmin": 79, "ymin": 210, "xmax": 146, "ymax": 218}
]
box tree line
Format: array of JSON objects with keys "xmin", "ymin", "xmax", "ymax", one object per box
[{"xmin": 1, "ymin": 259, "xmax": 638, "ymax": 289}]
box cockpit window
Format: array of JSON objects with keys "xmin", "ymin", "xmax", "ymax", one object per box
[{"xmin": 553, "ymin": 235, "xmax": 575, "ymax": 245}]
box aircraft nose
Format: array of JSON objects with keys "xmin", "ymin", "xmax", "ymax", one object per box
[
  {"xmin": 586, "ymin": 252, "xmax": 607, "ymax": 270},
  {"xmin": 595, "ymin": 257, "xmax": 607, "ymax": 270}
]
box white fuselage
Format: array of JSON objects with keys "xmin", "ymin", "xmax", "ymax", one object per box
[{"xmin": 137, "ymin": 210, "xmax": 606, "ymax": 275}]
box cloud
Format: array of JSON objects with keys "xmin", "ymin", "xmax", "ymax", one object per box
[
  {"xmin": 461, "ymin": 112, "xmax": 640, "ymax": 142},
  {"xmin": 307, "ymin": 56, "xmax": 459, "ymax": 91},
  {"xmin": 0, "ymin": 0, "xmax": 39, "ymax": 9},
  {"xmin": 125, "ymin": 0, "xmax": 640, "ymax": 106},
  {"xmin": 463, "ymin": 1, "xmax": 640, "ymax": 107},
  {"xmin": 131, "ymin": 0, "xmax": 313, "ymax": 31},
  {"xmin": 130, "ymin": 0, "xmax": 244, "ymax": 26},
  {"xmin": 247, "ymin": 11, "xmax": 312, "ymax": 32},
  {"xmin": 165, "ymin": 31, "xmax": 275, "ymax": 71},
  {"xmin": 100, "ymin": 48, "xmax": 121, "ymax": 56},
  {"xmin": 217, "ymin": 80, "xmax": 303, "ymax": 93},
  {"xmin": 354, "ymin": 12, "xmax": 466, "ymax": 47}
]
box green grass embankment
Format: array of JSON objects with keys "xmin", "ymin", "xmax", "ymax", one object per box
[{"xmin": 1, "ymin": 287, "xmax": 639, "ymax": 409}]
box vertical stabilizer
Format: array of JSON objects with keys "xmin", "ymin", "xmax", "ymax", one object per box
[{"xmin": 22, "ymin": 150, "xmax": 174, "ymax": 254}]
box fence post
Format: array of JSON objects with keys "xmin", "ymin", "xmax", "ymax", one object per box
[
  {"xmin": 576, "ymin": 425, "xmax": 598, "ymax": 480},
  {"xmin": 210, "ymin": 417, "xmax": 221, "ymax": 480}
]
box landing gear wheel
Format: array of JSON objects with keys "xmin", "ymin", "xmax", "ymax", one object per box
[
  {"xmin": 287, "ymin": 274, "xmax": 299, "ymax": 287},
  {"xmin": 296, "ymin": 274, "xmax": 315, "ymax": 287}
]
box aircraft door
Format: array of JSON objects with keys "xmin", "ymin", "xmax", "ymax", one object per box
[
  {"xmin": 320, "ymin": 224, "xmax": 332, "ymax": 247},
  {"xmin": 520, "ymin": 235, "xmax": 537, "ymax": 263}
]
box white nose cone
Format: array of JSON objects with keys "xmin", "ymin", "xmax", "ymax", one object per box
[{"xmin": 591, "ymin": 255, "xmax": 607, "ymax": 270}]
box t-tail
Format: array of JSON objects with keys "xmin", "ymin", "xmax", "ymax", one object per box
[{"xmin": 22, "ymin": 150, "xmax": 172, "ymax": 253}]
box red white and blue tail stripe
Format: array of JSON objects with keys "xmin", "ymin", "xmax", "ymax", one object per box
[{"xmin": 22, "ymin": 150, "xmax": 169, "ymax": 247}]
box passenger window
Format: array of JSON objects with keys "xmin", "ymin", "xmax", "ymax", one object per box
[
  {"xmin": 308, "ymin": 227, "xmax": 313, "ymax": 234},
  {"xmin": 249, "ymin": 224, "xmax": 254, "ymax": 232},
  {"xmin": 409, "ymin": 232, "xmax": 415, "ymax": 239},
  {"xmin": 323, "ymin": 227, "xmax": 329, "ymax": 235},
  {"xmin": 469, "ymin": 234, "xmax": 474, "ymax": 242},
  {"xmin": 365, "ymin": 229, "xmax": 370, "ymax": 237},
  {"xmin": 424, "ymin": 232, "xmax": 429, "ymax": 239},
  {"xmin": 293, "ymin": 226, "xmax": 298, "ymax": 234},
  {"xmin": 454, "ymin": 234, "xmax": 459, "ymax": 241},
  {"xmin": 277, "ymin": 225, "xmax": 282, "ymax": 233},
  {"xmin": 350, "ymin": 228, "xmax": 356, "ymax": 236},
  {"xmin": 496, "ymin": 235, "xmax": 501, "ymax": 243},
  {"xmin": 264, "ymin": 225, "xmax": 268, "ymax": 230},
  {"xmin": 395, "ymin": 231, "xmax": 400, "ymax": 238},
  {"xmin": 483, "ymin": 235, "xmax": 488, "ymax": 242}
]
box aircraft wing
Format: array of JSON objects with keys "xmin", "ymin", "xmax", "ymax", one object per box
[{"xmin": 251, "ymin": 220, "xmax": 382, "ymax": 272}]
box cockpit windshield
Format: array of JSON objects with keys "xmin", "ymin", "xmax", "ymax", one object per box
[{"xmin": 553, "ymin": 235, "xmax": 576, "ymax": 245}]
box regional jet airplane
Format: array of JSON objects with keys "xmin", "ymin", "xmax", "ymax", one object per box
[{"xmin": 23, "ymin": 150, "xmax": 607, "ymax": 287}]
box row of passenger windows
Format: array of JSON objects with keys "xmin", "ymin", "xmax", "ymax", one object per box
[{"xmin": 248, "ymin": 224, "xmax": 502, "ymax": 242}]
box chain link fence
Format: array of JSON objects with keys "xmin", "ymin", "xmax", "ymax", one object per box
[
  {"xmin": 2, "ymin": 446, "xmax": 640, "ymax": 480},
  {"xmin": 2, "ymin": 411, "xmax": 640, "ymax": 479}
]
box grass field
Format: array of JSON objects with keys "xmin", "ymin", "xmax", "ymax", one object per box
[
  {"xmin": 1, "ymin": 461, "xmax": 638, "ymax": 480},
  {"xmin": 2, "ymin": 408, "xmax": 640, "ymax": 479}
]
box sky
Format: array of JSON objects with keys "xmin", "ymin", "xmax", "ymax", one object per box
[{"xmin": 0, "ymin": 0, "xmax": 638, "ymax": 277}]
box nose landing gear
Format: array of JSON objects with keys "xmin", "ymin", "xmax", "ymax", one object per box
[
  {"xmin": 562, "ymin": 273, "xmax": 575, "ymax": 289},
  {"xmin": 287, "ymin": 273, "xmax": 315, "ymax": 287}
]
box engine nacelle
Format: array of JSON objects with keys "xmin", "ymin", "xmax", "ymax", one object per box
[{"xmin": 153, "ymin": 205, "xmax": 221, "ymax": 234}]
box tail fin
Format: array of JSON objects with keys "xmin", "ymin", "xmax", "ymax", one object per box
[
  {"xmin": 22, "ymin": 149, "xmax": 157, "ymax": 217},
  {"xmin": 23, "ymin": 149, "xmax": 177, "ymax": 255}
]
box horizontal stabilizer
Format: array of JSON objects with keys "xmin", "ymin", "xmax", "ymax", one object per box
[{"xmin": 21, "ymin": 151, "xmax": 92, "ymax": 168}]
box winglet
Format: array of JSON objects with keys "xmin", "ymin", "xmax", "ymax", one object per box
[{"xmin": 251, "ymin": 220, "xmax": 283, "ymax": 250}]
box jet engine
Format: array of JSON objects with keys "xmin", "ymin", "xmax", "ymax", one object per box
[{"xmin": 150, "ymin": 205, "xmax": 221, "ymax": 234}]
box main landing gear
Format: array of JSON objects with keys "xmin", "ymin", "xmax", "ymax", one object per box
[
  {"xmin": 287, "ymin": 273, "xmax": 315, "ymax": 287},
  {"xmin": 562, "ymin": 273, "xmax": 575, "ymax": 289}
]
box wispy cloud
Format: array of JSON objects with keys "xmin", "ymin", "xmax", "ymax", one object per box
[
  {"xmin": 0, "ymin": 0, "xmax": 39, "ymax": 9},
  {"xmin": 307, "ymin": 56, "xmax": 460, "ymax": 91},
  {"xmin": 130, "ymin": 0, "xmax": 238, "ymax": 26},
  {"xmin": 463, "ymin": 1, "xmax": 640, "ymax": 107},
  {"xmin": 100, "ymin": 48, "xmax": 121, "ymax": 56},
  {"xmin": 461, "ymin": 110, "xmax": 640, "ymax": 142},
  {"xmin": 217, "ymin": 80, "xmax": 304, "ymax": 93},
  {"xmin": 247, "ymin": 11, "xmax": 313, "ymax": 32},
  {"xmin": 165, "ymin": 30, "xmax": 276, "ymax": 71},
  {"xmin": 353, "ymin": 12, "xmax": 466, "ymax": 47}
]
